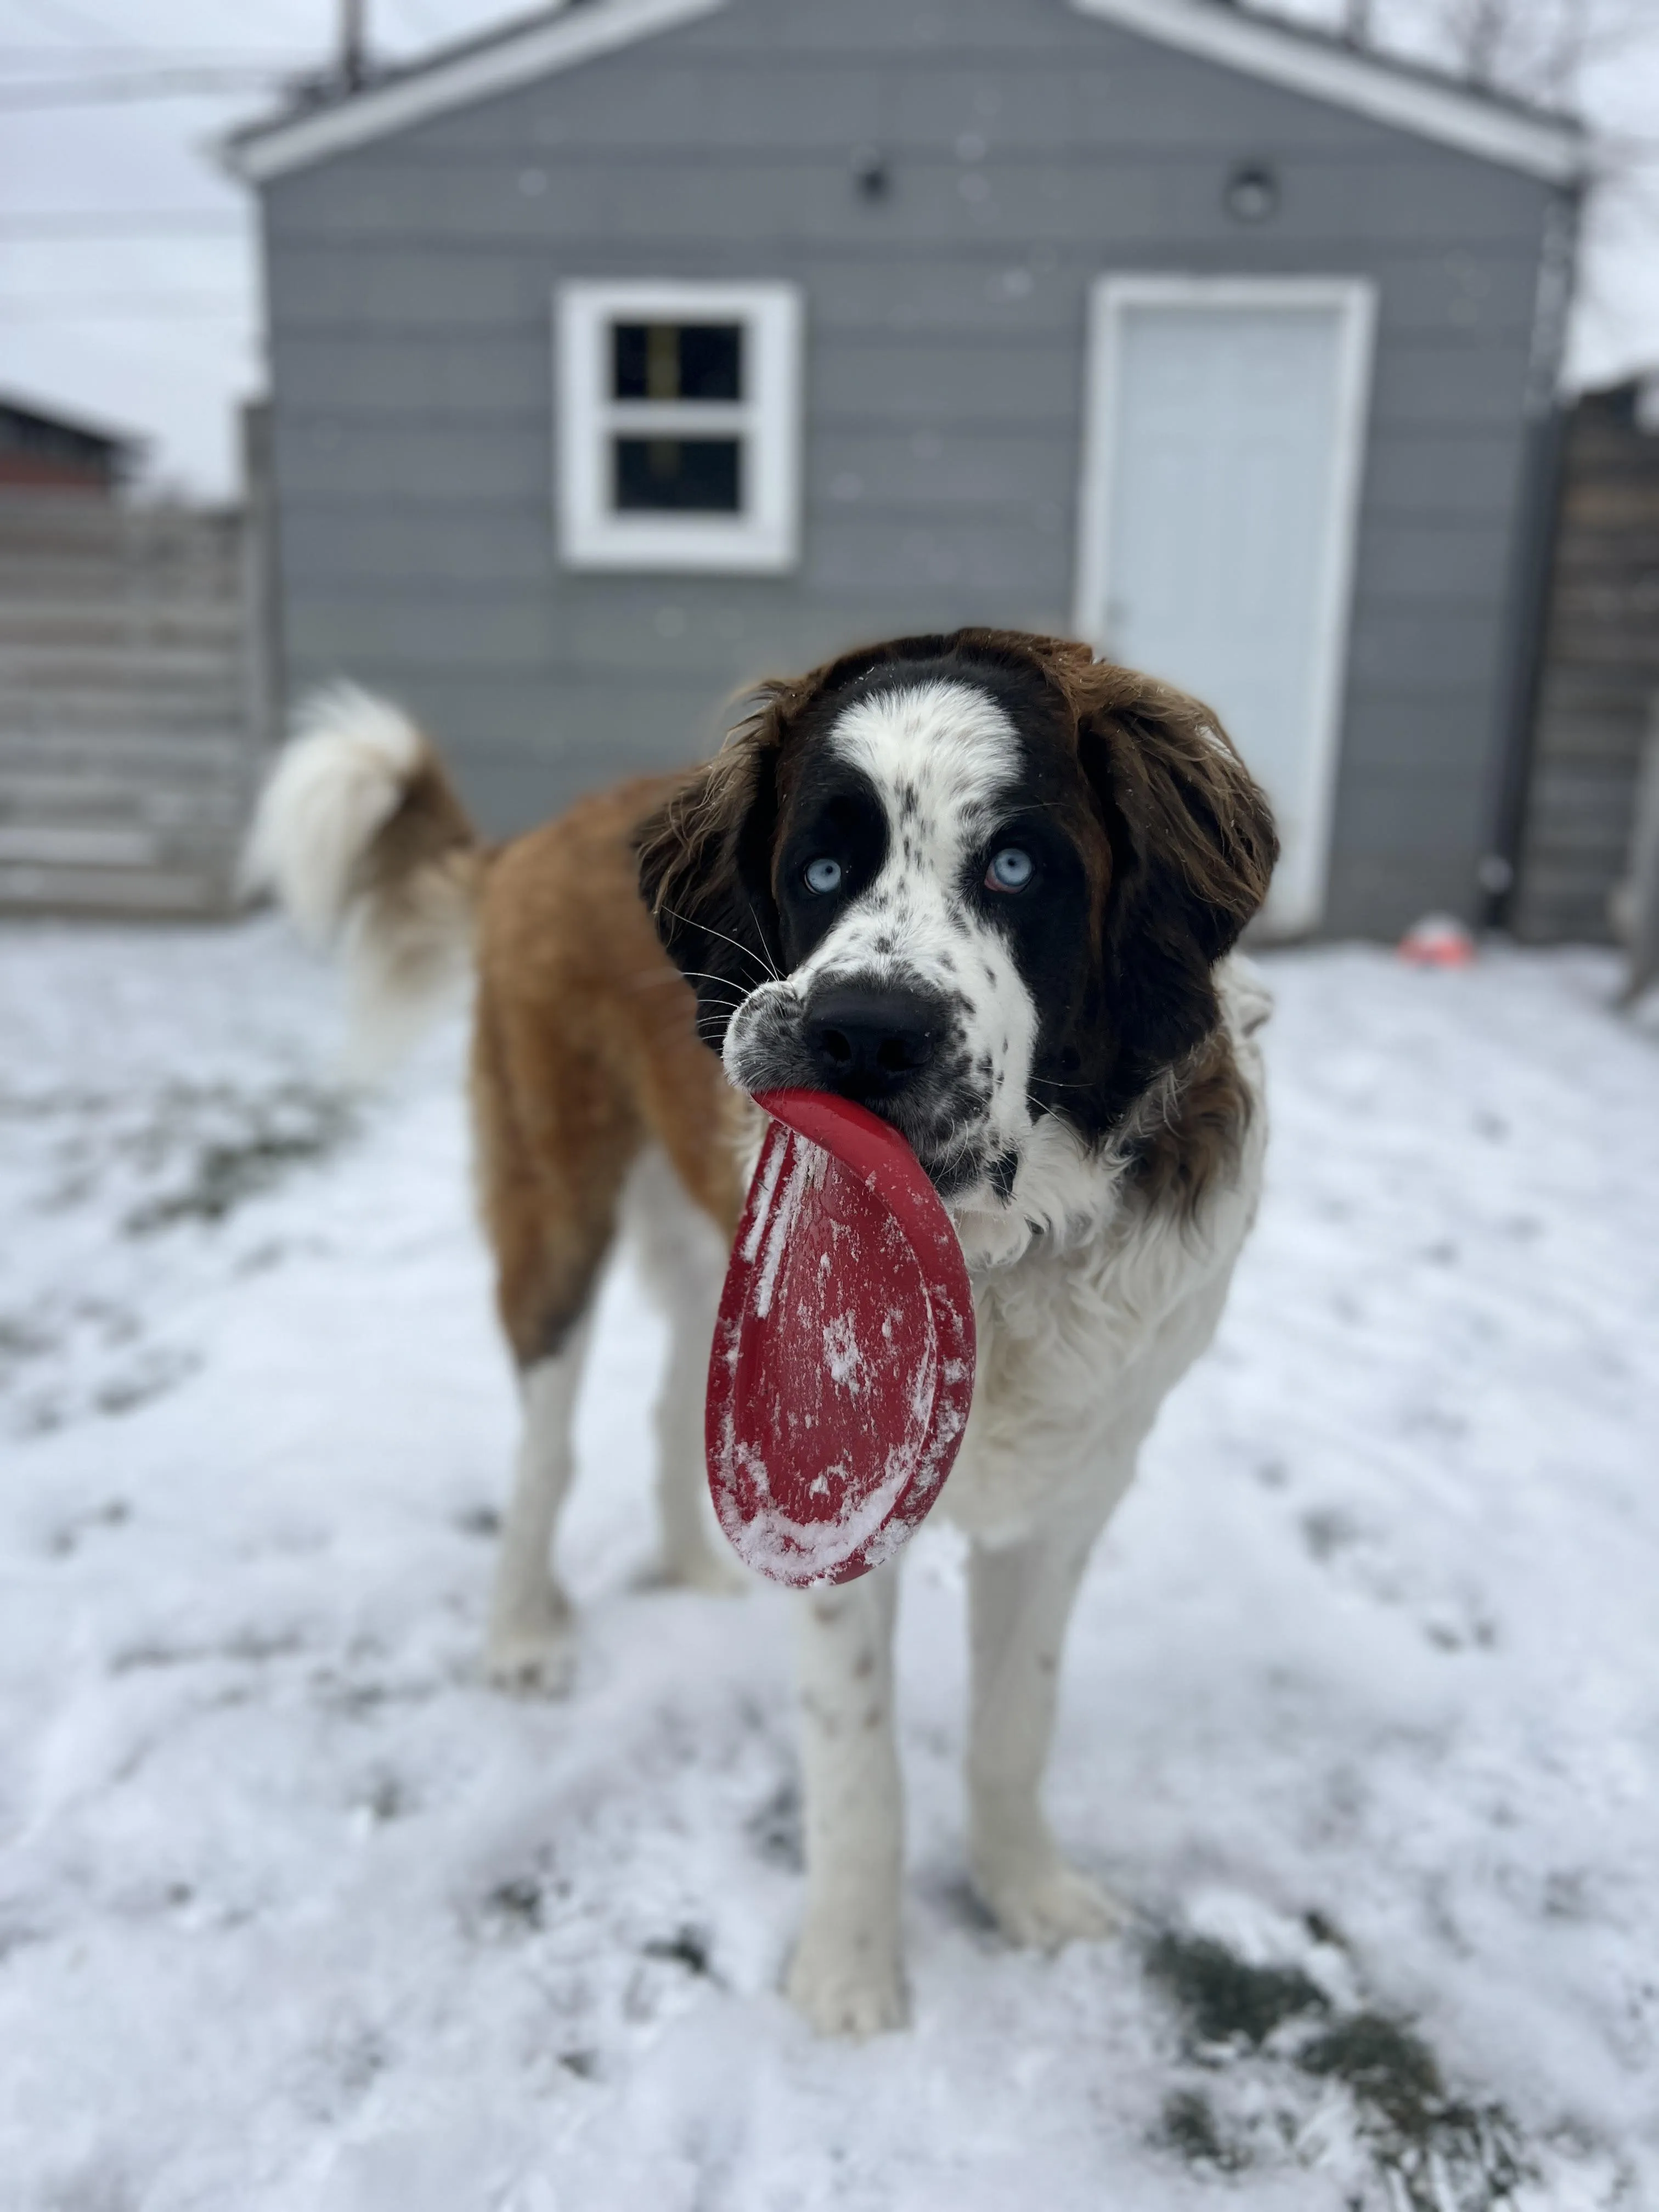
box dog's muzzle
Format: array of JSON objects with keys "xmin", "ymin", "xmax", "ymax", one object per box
[{"xmin": 725, "ymin": 972, "xmax": 991, "ymax": 1196}]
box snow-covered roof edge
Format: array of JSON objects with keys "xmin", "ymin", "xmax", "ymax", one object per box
[
  {"xmin": 225, "ymin": 0, "xmax": 1584, "ymax": 189},
  {"xmin": 225, "ymin": 0, "xmax": 727, "ymax": 185}
]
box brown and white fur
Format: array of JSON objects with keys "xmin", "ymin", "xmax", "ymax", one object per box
[{"xmin": 245, "ymin": 630, "xmax": 1277, "ymax": 2039}]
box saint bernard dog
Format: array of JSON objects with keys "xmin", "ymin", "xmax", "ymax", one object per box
[{"xmin": 246, "ymin": 626, "xmax": 1278, "ymax": 2038}]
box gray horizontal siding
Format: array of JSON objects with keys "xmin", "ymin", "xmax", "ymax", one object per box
[
  {"xmin": 274, "ymin": 501, "xmax": 1513, "ymax": 630},
  {"xmin": 269, "ymin": 328, "xmax": 1531, "ymax": 433},
  {"xmin": 263, "ymin": 0, "xmax": 1558, "ymax": 915},
  {"xmin": 262, "ymin": 241, "xmax": 1541, "ymax": 342},
  {"xmin": 270, "ymin": 414, "xmax": 1532, "ymax": 531},
  {"xmin": 272, "ymin": 156, "xmax": 1544, "ymax": 254},
  {"xmin": 286, "ymin": 589, "xmax": 1000, "ymax": 689}
]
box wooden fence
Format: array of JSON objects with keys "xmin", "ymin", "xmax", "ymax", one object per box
[
  {"xmin": 1514, "ymin": 381, "xmax": 1659, "ymax": 943},
  {"xmin": 0, "ymin": 488, "xmax": 267, "ymax": 917}
]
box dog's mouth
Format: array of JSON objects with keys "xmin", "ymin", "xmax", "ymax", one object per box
[
  {"xmin": 722, "ymin": 977, "xmax": 1014, "ymax": 1204},
  {"xmin": 884, "ymin": 1102, "xmax": 1006, "ymax": 1201},
  {"xmin": 782, "ymin": 1086, "xmax": 1008, "ymax": 1206}
]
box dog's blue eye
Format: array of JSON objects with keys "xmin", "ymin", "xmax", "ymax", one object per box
[
  {"xmin": 986, "ymin": 847, "xmax": 1034, "ymax": 892},
  {"xmin": 803, "ymin": 856, "xmax": 843, "ymax": 895}
]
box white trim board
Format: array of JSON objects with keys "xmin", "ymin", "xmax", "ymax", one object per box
[
  {"xmin": 1069, "ymin": 0, "xmax": 1582, "ymax": 182},
  {"xmin": 1073, "ymin": 274, "xmax": 1377, "ymax": 935},
  {"xmin": 225, "ymin": 0, "xmax": 1581, "ymax": 188},
  {"xmin": 227, "ymin": 0, "xmax": 728, "ymax": 184}
]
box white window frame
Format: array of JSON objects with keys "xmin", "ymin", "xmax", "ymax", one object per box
[
  {"xmin": 556, "ymin": 279, "xmax": 803, "ymax": 574},
  {"xmin": 1073, "ymin": 274, "xmax": 1376, "ymax": 935}
]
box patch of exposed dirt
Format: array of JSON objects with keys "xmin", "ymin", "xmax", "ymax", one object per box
[{"xmin": 1145, "ymin": 1926, "xmax": 1537, "ymax": 2209}]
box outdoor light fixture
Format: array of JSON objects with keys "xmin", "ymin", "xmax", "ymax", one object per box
[
  {"xmin": 850, "ymin": 145, "xmax": 891, "ymax": 202},
  {"xmin": 1224, "ymin": 162, "xmax": 1280, "ymax": 222}
]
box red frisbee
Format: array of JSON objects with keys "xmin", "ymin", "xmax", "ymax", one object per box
[{"xmin": 705, "ymin": 1089, "xmax": 977, "ymax": 1588}]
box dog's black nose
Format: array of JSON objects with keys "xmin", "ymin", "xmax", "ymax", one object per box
[{"xmin": 802, "ymin": 986, "xmax": 939, "ymax": 1103}]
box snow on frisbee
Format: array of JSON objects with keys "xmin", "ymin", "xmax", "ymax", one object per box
[{"xmin": 706, "ymin": 1088, "xmax": 976, "ymax": 1588}]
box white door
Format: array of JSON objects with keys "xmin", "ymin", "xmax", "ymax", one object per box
[{"xmin": 1075, "ymin": 279, "xmax": 1375, "ymax": 934}]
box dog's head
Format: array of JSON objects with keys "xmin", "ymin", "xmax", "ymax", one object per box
[{"xmin": 637, "ymin": 628, "xmax": 1276, "ymax": 1215}]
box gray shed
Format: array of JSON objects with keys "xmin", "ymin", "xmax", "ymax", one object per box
[{"xmin": 230, "ymin": 0, "xmax": 1583, "ymax": 939}]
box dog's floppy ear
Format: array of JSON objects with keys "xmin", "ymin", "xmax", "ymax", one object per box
[
  {"xmin": 1064, "ymin": 656, "xmax": 1278, "ymax": 1107},
  {"xmin": 636, "ymin": 691, "xmax": 787, "ymax": 1051}
]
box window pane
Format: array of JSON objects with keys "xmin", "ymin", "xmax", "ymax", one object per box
[
  {"xmin": 679, "ymin": 324, "xmax": 742, "ymax": 400},
  {"xmin": 613, "ymin": 436, "xmax": 742, "ymax": 512},
  {"xmin": 611, "ymin": 322, "xmax": 743, "ymax": 402}
]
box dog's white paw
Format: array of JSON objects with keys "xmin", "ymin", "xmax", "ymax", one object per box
[
  {"xmin": 973, "ymin": 1851, "xmax": 1122, "ymax": 1951},
  {"xmin": 485, "ymin": 1588, "xmax": 577, "ymax": 1697},
  {"xmin": 786, "ymin": 1923, "xmax": 909, "ymax": 2039}
]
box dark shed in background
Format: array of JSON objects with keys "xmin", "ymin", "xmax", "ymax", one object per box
[{"xmin": 0, "ymin": 394, "xmax": 139, "ymax": 496}]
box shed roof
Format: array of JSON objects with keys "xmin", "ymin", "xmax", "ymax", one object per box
[
  {"xmin": 226, "ymin": 0, "xmax": 1584, "ymax": 188},
  {"xmin": 0, "ymin": 391, "xmax": 143, "ymax": 469}
]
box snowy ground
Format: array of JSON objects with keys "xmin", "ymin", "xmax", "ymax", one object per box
[{"xmin": 2, "ymin": 918, "xmax": 1657, "ymax": 2212}]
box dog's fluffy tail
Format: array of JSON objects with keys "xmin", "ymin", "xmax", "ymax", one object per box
[{"xmin": 242, "ymin": 684, "xmax": 484, "ymax": 1074}]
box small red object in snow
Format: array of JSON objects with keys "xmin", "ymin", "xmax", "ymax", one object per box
[
  {"xmin": 706, "ymin": 1089, "xmax": 976, "ymax": 1588},
  {"xmin": 1397, "ymin": 913, "xmax": 1477, "ymax": 968}
]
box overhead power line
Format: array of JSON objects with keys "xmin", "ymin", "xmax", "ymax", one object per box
[
  {"xmin": 0, "ymin": 210, "xmax": 246, "ymax": 238},
  {"xmin": 10, "ymin": 0, "xmax": 124, "ymax": 41},
  {"xmin": 0, "ymin": 291, "xmax": 251, "ymax": 321},
  {"xmin": 0, "ymin": 64, "xmax": 295, "ymax": 109},
  {"xmin": 0, "ymin": 45, "xmax": 309, "ymax": 61}
]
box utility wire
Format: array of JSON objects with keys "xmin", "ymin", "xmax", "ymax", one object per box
[
  {"xmin": 0, "ymin": 45, "xmax": 309, "ymax": 61},
  {"xmin": 0, "ymin": 292, "xmax": 251, "ymax": 320},
  {"xmin": 0, "ymin": 211, "xmax": 246, "ymax": 237},
  {"xmin": 9, "ymin": 0, "xmax": 125, "ymax": 41},
  {"xmin": 0, "ymin": 64, "xmax": 297, "ymax": 108}
]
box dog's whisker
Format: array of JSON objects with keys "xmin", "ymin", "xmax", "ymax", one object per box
[
  {"xmin": 657, "ymin": 906, "xmax": 778, "ymax": 990},
  {"xmin": 675, "ymin": 970, "xmax": 751, "ymax": 998},
  {"xmin": 742, "ymin": 896, "xmax": 782, "ymax": 981}
]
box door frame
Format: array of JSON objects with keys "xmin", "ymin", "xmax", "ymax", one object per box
[{"xmin": 1073, "ymin": 274, "xmax": 1378, "ymax": 934}]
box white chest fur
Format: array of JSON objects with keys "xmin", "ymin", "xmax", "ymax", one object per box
[{"xmin": 941, "ymin": 958, "xmax": 1269, "ymax": 1545}]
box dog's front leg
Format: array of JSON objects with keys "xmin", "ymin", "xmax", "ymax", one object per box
[
  {"xmin": 786, "ymin": 1564, "xmax": 907, "ymax": 2037},
  {"xmin": 967, "ymin": 1507, "xmax": 1122, "ymax": 1949}
]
